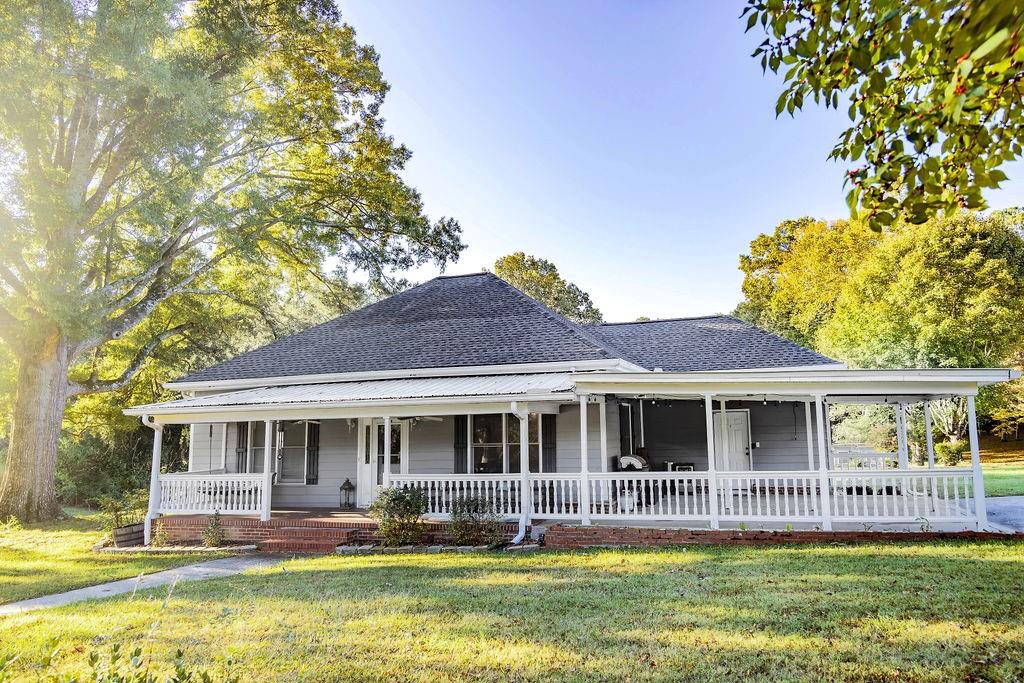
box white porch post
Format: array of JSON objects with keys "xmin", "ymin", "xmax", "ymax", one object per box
[
  {"xmin": 896, "ymin": 403, "xmax": 909, "ymax": 468},
  {"xmin": 814, "ymin": 395, "xmax": 833, "ymax": 530},
  {"xmin": 703, "ymin": 394, "xmax": 720, "ymax": 530},
  {"xmin": 143, "ymin": 416, "xmax": 163, "ymax": 545},
  {"xmin": 579, "ymin": 396, "xmax": 592, "ymax": 525},
  {"xmin": 382, "ymin": 415, "xmax": 392, "ymax": 488},
  {"xmin": 804, "ymin": 400, "xmax": 815, "ymax": 470},
  {"xmin": 261, "ymin": 419, "xmax": 273, "ymax": 521},
  {"xmin": 966, "ymin": 395, "xmax": 988, "ymax": 529},
  {"xmin": 599, "ymin": 396, "xmax": 608, "ymax": 473},
  {"xmin": 220, "ymin": 423, "xmax": 228, "ymax": 470},
  {"xmin": 923, "ymin": 401, "xmax": 935, "ymax": 468},
  {"xmin": 514, "ymin": 402, "xmax": 531, "ymax": 541}
]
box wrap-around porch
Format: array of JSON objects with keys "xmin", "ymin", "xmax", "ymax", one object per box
[{"xmin": 132, "ymin": 368, "xmax": 1006, "ymax": 541}]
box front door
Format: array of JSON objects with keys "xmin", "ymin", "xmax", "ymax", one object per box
[
  {"xmin": 713, "ymin": 410, "xmax": 751, "ymax": 471},
  {"xmin": 356, "ymin": 419, "xmax": 408, "ymax": 507}
]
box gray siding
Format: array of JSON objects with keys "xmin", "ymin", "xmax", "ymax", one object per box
[
  {"xmin": 272, "ymin": 418, "xmax": 360, "ymax": 507},
  {"xmin": 553, "ymin": 401, "xmax": 620, "ymax": 473},
  {"xmin": 188, "ymin": 423, "xmax": 227, "ymax": 472},
  {"xmin": 614, "ymin": 399, "xmax": 820, "ymax": 471},
  {"xmin": 408, "ymin": 417, "xmax": 459, "ymax": 474}
]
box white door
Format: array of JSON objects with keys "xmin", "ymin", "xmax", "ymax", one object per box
[
  {"xmin": 356, "ymin": 419, "xmax": 408, "ymax": 507},
  {"xmin": 713, "ymin": 410, "xmax": 751, "ymax": 471}
]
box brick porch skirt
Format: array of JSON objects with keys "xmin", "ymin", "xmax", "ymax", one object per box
[
  {"xmin": 542, "ymin": 524, "xmax": 1012, "ymax": 549},
  {"xmin": 156, "ymin": 515, "xmax": 521, "ymax": 547}
]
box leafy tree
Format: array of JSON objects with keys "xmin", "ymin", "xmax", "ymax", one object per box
[
  {"xmin": 817, "ymin": 211, "xmax": 1024, "ymax": 368},
  {"xmin": 745, "ymin": 1, "xmax": 1024, "ymax": 227},
  {"xmin": 492, "ymin": 252, "xmax": 603, "ymax": 324},
  {"xmin": 735, "ymin": 217, "xmax": 879, "ymax": 346},
  {"xmin": 0, "ymin": 0, "xmax": 463, "ymax": 521}
]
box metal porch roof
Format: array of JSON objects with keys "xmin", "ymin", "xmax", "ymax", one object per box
[{"xmin": 125, "ymin": 373, "xmax": 576, "ymax": 415}]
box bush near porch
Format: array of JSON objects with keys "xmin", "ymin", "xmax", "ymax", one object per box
[{"xmin": 2, "ymin": 540, "xmax": 1023, "ymax": 681}]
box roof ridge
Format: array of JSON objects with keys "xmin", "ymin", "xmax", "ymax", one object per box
[
  {"xmin": 592, "ymin": 314, "xmax": 734, "ymax": 327},
  {"xmin": 484, "ymin": 273, "xmax": 643, "ymax": 365}
]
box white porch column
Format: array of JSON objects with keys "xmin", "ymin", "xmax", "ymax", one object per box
[
  {"xmin": 966, "ymin": 395, "xmax": 988, "ymax": 529},
  {"xmin": 579, "ymin": 396, "xmax": 592, "ymax": 525},
  {"xmin": 382, "ymin": 416, "xmax": 392, "ymax": 488},
  {"xmin": 923, "ymin": 401, "xmax": 935, "ymax": 468},
  {"xmin": 261, "ymin": 419, "xmax": 273, "ymax": 521},
  {"xmin": 599, "ymin": 396, "xmax": 608, "ymax": 473},
  {"xmin": 143, "ymin": 416, "xmax": 164, "ymax": 545},
  {"xmin": 804, "ymin": 400, "xmax": 815, "ymax": 470},
  {"xmin": 703, "ymin": 394, "xmax": 720, "ymax": 530},
  {"xmin": 516, "ymin": 405, "xmax": 531, "ymax": 540},
  {"xmin": 896, "ymin": 403, "xmax": 909, "ymax": 468},
  {"xmin": 220, "ymin": 423, "xmax": 228, "ymax": 470},
  {"xmin": 814, "ymin": 395, "xmax": 833, "ymax": 530}
]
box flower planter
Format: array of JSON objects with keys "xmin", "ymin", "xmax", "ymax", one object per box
[{"xmin": 112, "ymin": 522, "xmax": 145, "ymax": 547}]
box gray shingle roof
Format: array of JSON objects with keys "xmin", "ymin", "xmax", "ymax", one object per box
[
  {"xmin": 177, "ymin": 273, "xmax": 617, "ymax": 383},
  {"xmin": 584, "ymin": 316, "xmax": 837, "ymax": 372},
  {"xmin": 176, "ymin": 273, "xmax": 837, "ymax": 384}
]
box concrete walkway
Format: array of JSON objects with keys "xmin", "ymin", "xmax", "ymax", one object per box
[
  {"xmin": 0, "ymin": 555, "xmax": 283, "ymax": 617},
  {"xmin": 986, "ymin": 496, "xmax": 1024, "ymax": 532}
]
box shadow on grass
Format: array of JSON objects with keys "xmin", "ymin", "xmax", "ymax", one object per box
[{"xmin": 3, "ymin": 542, "xmax": 1024, "ymax": 681}]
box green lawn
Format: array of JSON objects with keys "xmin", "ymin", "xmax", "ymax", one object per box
[
  {"xmin": 2, "ymin": 542, "xmax": 1023, "ymax": 681},
  {"xmin": 981, "ymin": 437, "xmax": 1024, "ymax": 497},
  {"xmin": 0, "ymin": 508, "xmax": 219, "ymax": 605}
]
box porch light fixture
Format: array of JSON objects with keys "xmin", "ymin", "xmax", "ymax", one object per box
[{"xmin": 340, "ymin": 478, "xmax": 356, "ymax": 510}]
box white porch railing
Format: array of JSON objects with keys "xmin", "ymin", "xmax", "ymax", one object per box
[
  {"xmin": 587, "ymin": 471, "xmax": 713, "ymax": 520},
  {"xmin": 158, "ymin": 473, "xmax": 265, "ymax": 515},
  {"xmin": 832, "ymin": 444, "xmax": 898, "ymax": 470},
  {"xmin": 827, "ymin": 469, "xmax": 976, "ymax": 522},
  {"xmin": 529, "ymin": 474, "xmax": 583, "ymax": 518},
  {"xmin": 390, "ymin": 474, "xmax": 523, "ymax": 517},
  {"xmin": 717, "ymin": 472, "xmax": 822, "ymax": 521}
]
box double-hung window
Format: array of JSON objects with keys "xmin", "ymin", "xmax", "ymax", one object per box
[
  {"xmin": 246, "ymin": 420, "xmax": 310, "ymax": 483},
  {"xmin": 470, "ymin": 413, "xmax": 542, "ymax": 474}
]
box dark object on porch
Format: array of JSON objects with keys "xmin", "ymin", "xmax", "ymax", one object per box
[
  {"xmin": 112, "ymin": 523, "xmax": 145, "ymax": 547},
  {"xmin": 842, "ymin": 484, "xmax": 901, "ymax": 496},
  {"xmin": 340, "ymin": 478, "xmax": 356, "ymax": 509}
]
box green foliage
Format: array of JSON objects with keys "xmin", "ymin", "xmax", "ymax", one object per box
[
  {"xmin": 745, "ymin": 1, "xmax": 1024, "ymax": 228},
  {"xmin": 369, "ymin": 487, "xmax": 428, "ymax": 546},
  {"xmin": 201, "ymin": 512, "xmax": 225, "ymax": 548},
  {"xmin": 151, "ymin": 520, "xmax": 171, "ymax": 548},
  {"xmin": 936, "ymin": 440, "xmax": 970, "ymax": 467},
  {"xmin": 492, "ymin": 252, "xmax": 603, "ymax": 324},
  {"xmin": 447, "ymin": 496, "xmax": 504, "ymax": 547},
  {"xmin": 0, "ymin": 0, "xmax": 463, "ymax": 517},
  {"xmin": 96, "ymin": 489, "xmax": 148, "ymax": 532},
  {"xmin": 0, "ymin": 641, "xmax": 239, "ymax": 683}
]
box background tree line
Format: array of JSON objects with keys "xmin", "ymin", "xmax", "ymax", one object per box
[{"xmin": 735, "ymin": 209, "xmax": 1024, "ymax": 447}]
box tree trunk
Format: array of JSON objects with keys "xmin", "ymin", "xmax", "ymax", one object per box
[{"xmin": 0, "ymin": 333, "xmax": 72, "ymax": 521}]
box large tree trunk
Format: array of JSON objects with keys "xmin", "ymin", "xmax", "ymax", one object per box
[{"xmin": 0, "ymin": 333, "xmax": 72, "ymax": 521}]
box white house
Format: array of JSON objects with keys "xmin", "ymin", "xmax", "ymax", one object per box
[{"xmin": 126, "ymin": 273, "xmax": 1018, "ymax": 543}]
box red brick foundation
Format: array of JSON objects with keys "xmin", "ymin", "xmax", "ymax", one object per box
[
  {"xmin": 542, "ymin": 524, "xmax": 1015, "ymax": 549},
  {"xmin": 156, "ymin": 515, "xmax": 521, "ymax": 549}
]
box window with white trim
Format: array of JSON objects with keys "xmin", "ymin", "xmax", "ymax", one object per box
[{"xmin": 470, "ymin": 413, "xmax": 541, "ymax": 474}]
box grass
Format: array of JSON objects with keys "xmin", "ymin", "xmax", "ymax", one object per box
[
  {"xmin": 0, "ymin": 508, "xmax": 221, "ymax": 605},
  {"xmin": 980, "ymin": 436, "xmax": 1024, "ymax": 497},
  {"xmin": 2, "ymin": 542, "xmax": 1023, "ymax": 681}
]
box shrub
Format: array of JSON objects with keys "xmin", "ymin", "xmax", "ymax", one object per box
[
  {"xmin": 935, "ymin": 440, "xmax": 970, "ymax": 466},
  {"xmin": 369, "ymin": 487, "xmax": 428, "ymax": 546},
  {"xmin": 448, "ymin": 495, "xmax": 504, "ymax": 546},
  {"xmin": 151, "ymin": 520, "xmax": 170, "ymax": 547},
  {"xmin": 96, "ymin": 489, "xmax": 149, "ymax": 532},
  {"xmin": 202, "ymin": 511, "xmax": 225, "ymax": 547}
]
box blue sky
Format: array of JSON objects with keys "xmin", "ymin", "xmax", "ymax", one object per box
[{"xmin": 343, "ymin": 1, "xmax": 1024, "ymax": 322}]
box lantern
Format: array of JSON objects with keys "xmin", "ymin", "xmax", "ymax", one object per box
[{"xmin": 340, "ymin": 478, "xmax": 356, "ymax": 510}]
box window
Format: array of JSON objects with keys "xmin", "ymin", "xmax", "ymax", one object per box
[
  {"xmin": 278, "ymin": 421, "xmax": 308, "ymax": 484},
  {"xmin": 470, "ymin": 413, "xmax": 542, "ymax": 474},
  {"xmin": 249, "ymin": 422, "xmax": 270, "ymax": 473}
]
